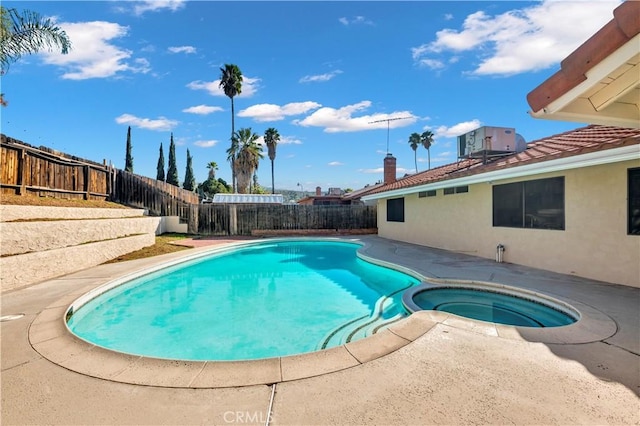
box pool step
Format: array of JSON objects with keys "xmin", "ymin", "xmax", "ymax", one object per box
[{"xmin": 317, "ymin": 284, "xmax": 413, "ymax": 350}]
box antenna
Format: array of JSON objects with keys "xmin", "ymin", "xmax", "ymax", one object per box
[{"xmin": 369, "ymin": 117, "xmax": 412, "ymax": 154}]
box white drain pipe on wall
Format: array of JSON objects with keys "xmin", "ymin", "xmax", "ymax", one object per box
[{"xmin": 496, "ymin": 244, "xmax": 505, "ymax": 263}]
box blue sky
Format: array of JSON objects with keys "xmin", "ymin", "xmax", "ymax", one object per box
[{"xmin": 2, "ymin": 0, "xmax": 621, "ymax": 192}]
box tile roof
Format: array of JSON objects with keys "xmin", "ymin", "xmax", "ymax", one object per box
[
  {"xmin": 527, "ymin": 1, "xmax": 640, "ymax": 113},
  {"xmin": 365, "ymin": 125, "xmax": 640, "ymax": 196},
  {"xmin": 342, "ymin": 182, "xmax": 385, "ymax": 200}
]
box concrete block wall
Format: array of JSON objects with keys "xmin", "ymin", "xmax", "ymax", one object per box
[{"xmin": 0, "ymin": 206, "xmax": 167, "ymax": 292}]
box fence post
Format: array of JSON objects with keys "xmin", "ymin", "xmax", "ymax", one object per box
[
  {"xmin": 83, "ymin": 165, "xmax": 90, "ymax": 200},
  {"xmin": 17, "ymin": 148, "xmax": 26, "ymax": 195},
  {"xmin": 188, "ymin": 203, "xmax": 199, "ymax": 234},
  {"xmin": 229, "ymin": 204, "xmax": 237, "ymax": 235}
]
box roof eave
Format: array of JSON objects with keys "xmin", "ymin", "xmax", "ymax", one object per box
[
  {"xmin": 362, "ymin": 144, "xmax": 639, "ymax": 201},
  {"xmin": 527, "ymin": 35, "xmax": 640, "ymax": 128}
]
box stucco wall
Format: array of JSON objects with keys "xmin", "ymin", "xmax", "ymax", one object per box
[
  {"xmin": 377, "ymin": 160, "xmax": 640, "ymax": 288},
  {"xmin": 0, "ymin": 233, "xmax": 156, "ymax": 292},
  {"xmin": 0, "ymin": 217, "xmax": 161, "ymax": 256},
  {"xmin": 0, "ymin": 205, "xmax": 146, "ymax": 222}
]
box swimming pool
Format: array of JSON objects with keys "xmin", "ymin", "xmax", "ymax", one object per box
[
  {"xmin": 66, "ymin": 240, "xmax": 420, "ymax": 361},
  {"xmin": 403, "ymin": 284, "xmax": 578, "ymax": 327}
]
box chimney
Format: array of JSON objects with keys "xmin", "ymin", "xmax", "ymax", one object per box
[
  {"xmin": 383, "ymin": 153, "xmax": 396, "ymax": 184},
  {"xmin": 316, "ymin": 186, "xmax": 322, "ymax": 196}
]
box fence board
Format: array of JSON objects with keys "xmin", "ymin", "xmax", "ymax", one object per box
[
  {"xmin": 1, "ymin": 135, "xmax": 112, "ymax": 200},
  {"xmin": 196, "ymin": 204, "xmax": 377, "ymax": 236}
]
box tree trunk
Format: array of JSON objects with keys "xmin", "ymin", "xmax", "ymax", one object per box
[
  {"xmin": 236, "ymin": 166, "xmax": 253, "ymax": 194},
  {"xmin": 231, "ymin": 98, "xmax": 236, "ymax": 193},
  {"xmin": 271, "ymin": 159, "xmax": 275, "ymax": 194}
]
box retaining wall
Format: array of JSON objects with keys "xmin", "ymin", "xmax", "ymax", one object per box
[{"xmin": 0, "ymin": 205, "xmax": 172, "ymax": 292}]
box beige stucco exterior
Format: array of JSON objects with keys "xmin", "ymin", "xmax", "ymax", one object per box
[{"xmin": 376, "ymin": 159, "xmax": 640, "ymax": 288}]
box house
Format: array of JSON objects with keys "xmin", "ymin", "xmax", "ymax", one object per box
[
  {"xmin": 297, "ymin": 186, "xmax": 374, "ymax": 205},
  {"xmin": 362, "ymin": 1, "xmax": 640, "ymax": 288},
  {"xmin": 526, "ymin": 0, "xmax": 639, "ymax": 128}
]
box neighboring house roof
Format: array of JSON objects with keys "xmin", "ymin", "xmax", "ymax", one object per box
[
  {"xmin": 212, "ymin": 194, "xmax": 284, "ymax": 204},
  {"xmin": 362, "ymin": 125, "xmax": 640, "ymax": 200},
  {"xmin": 342, "ymin": 182, "xmax": 385, "ymax": 200},
  {"xmin": 526, "ymin": 1, "xmax": 640, "ymax": 128}
]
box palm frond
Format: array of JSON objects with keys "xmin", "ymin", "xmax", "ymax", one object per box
[{"xmin": 1, "ymin": 7, "xmax": 71, "ymax": 74}]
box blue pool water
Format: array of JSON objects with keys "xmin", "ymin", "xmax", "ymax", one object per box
[
  {"xmin": 407, "ymin": 287, "xmax": 576, "ymax": 327},
  {"xmin": 67, "ymin": 241, "xmax": 419, "ymax": 361}
]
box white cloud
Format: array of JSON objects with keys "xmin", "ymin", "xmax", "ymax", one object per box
[
  {"xmin": 186, "ymin": 76, "xmax": 260, "ymax": 97},
  {"xmin": 182, "ymin": 105, "xmax": 223, "ymax": 115},
  {"xmin": 115, "ymin": 114, "xmax": 178, "ymax": 131},
  {"xmin": 238, "ymin": 102, "xmax": 321, "ymax": 122},
  {"xmin": 295, "ymin": 101, "xmax": 416, "ymax": 133},
  {"xmin": 359, "ymin": 166, "xmax": 410, "ymax": 174},
  {"xmin": 328, "ymin": 161, "xmax": 344, "ymax": 166},
  {"xmin": 412, "ymin": 0, "xmax": 621, "ymax": 75},
  {"xmin": 168, "ymin": 46, "xmax": 196, "ymax": 54},
  {"xmin": 280, "ymin": 136, "xmax": 303, "ymax": 145},
  {"xmin": 299, "ymin": 70, "xmax": 343, "ymax": 83},
  {"xmin": 194, "ymin": 140, "xmax": 218, "ymax": 148},
  {"xmin": 416, "ymin": 59, "xmax": 445, "ymax": 70},
  {"xmin": 133, "ymin": 1, "xmax": 186, "ymax": 16},
  {"xmin": 432, "ymin": 119, "xmax": 482, "ymax": 138},
  {"xmin": 39, "ymin": 21, "xmax": 148, "ymax": 80},
  {"xmin": 339, "ymin": 16, "xmax": 374, "ymax": 26}
]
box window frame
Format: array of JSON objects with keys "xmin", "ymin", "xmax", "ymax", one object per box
[
  {"xmin": 386, "ymin": 197, "xmax": 405, "ymax": 222},
  {"xmin": 418, "ymin": 190, "xmax": 436, "ymax": 198},
  {"xmin": 628, "ymin": 168, "xmax": 640, "ymax": 235},
  {"xmin": 492, "ymin": 177, "xmax": 565, "ymax": 230}
]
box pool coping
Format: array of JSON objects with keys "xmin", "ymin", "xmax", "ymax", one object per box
[{"xmin": 28, "ymin": 237, "xmax": 619, "ymax": 389}]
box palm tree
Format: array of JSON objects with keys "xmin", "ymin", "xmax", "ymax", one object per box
[
  {"xmin": 226, "ymin": 136, "xmax": 239, "ymax": 191},
  {"xmin": 1, "ymin": 6, "xmax": 72, "ymax": 75},
  {"xmin": 219, "ymin": 64, "xmax": 243, "ymax": 192},
  {"xmin": 264, "ymin": 127, "xmax": 280, "ymax": 194},
  {"xmin": 421, "ymin": 130, "xmax": 434, "ymax": 170},
  {"xmin": 408, "ymin": 132, "xmax": 421, "ymax": 173},
  {"xmin": 233, "ymin": 128, "xmax": 263, "ymax": 194},
  {"xmin": 206, "ymin": 161, "xmax": 218, "ymax": 180}
]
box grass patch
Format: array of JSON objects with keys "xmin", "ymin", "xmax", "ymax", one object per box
[
  {"xmin": 104, "ymin": 233, "xmax": 193, "ymax": 264},
  {"xmin": 1, "ymin": 193, "xmax": 129, "ymax": 209}
]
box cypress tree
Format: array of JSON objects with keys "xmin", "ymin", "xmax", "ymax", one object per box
[
  {"xmin": 124, "ymin": 126, "xmax": 133, "ymax": 172},
  {"xmin": 183, "ymin": 149, "xmax": 195, "ymax": 191},
  {"xmin": 156, "ymin": 142, "xmax": 165, "ymax": 181},
  {"xmin": 166, "ymin": 133, "xmax": 179, "ymax": 186}
]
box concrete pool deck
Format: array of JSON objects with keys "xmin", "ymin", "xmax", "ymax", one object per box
[{"xmin": 2, "ymin": 236, "xmax": 639, "ymax": 424}]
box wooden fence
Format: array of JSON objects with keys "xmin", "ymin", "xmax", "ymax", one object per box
[
  {"xmin": 111, "ymin": 170, "xmax": 200, "ymax": 229},
  {"xmin": 0, "ymin": 135, "xmax": 113, "ymax": 200},
  {"xmin": 1, "ymin": 134, "xmax": 377, "ymax": 236},
  {"xmin": 197, "ymin": 204, "xmax": 377, "ymax": 236}
]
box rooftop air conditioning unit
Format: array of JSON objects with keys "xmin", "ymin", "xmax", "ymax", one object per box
[{"xmin": 457, "ymin": 126, "xmax": 517, "ymax": 159}]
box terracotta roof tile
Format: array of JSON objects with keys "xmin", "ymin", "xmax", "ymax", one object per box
[
  {"xmin": 366, "ymin": 125, "xmax": 640, "ymax": 196},
  {"xmin": 527, "ymin": 1, "xmax": 640, "ymax": 112}
]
